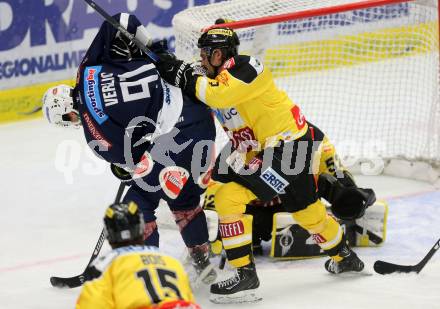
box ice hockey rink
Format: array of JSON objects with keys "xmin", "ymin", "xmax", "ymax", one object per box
[{"xmin": 0, "ymin": 118, "xmax": 439, "ymax": 309}]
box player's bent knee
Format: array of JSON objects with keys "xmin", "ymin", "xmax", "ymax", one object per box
[
  {"xmin": 214, "ymin": 182, "xmax": 254, "ymax": 217},
  {"xmin": 292, "ymin": 201, "xmax": 344, "ymax": 253},
  {"xmin": 291, "ymin": 199, "xmax": 327, "ymax": 233}
]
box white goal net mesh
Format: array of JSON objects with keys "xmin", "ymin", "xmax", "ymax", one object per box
[{"xmin": 173, "ymin": 0, "xmax": 440, "ymax": 176}]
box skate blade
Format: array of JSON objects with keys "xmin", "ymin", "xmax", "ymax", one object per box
[
  {"xmin": 193, "ymin": 264, "xmax": 217, "ymax": 288},
  {"xmin": 336, "ymin": 271, "xmax": 373, "ymax": 277},
  {"xmin": 329, "ymin": 269, "xmax": 374, "ymax": 277},
  {"xmin": 210, "ymin": 289, "xmax": 262, "ymax": 304}
]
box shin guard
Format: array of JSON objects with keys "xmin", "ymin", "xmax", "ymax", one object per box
[{"xmin": 220, "ymin": 214, "xmax": 254, "ymax": 268}]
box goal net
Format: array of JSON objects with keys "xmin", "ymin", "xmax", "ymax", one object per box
[{"xmin": 173, "ymin": 0, "xmax": 440, "ymax": 182}]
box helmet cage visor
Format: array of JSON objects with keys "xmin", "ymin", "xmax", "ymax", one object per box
[{"xmin": 42, "ymin": 85, "xmax": 80, "ymax": 129}]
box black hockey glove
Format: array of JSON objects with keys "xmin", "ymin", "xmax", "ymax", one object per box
[
  {"xmin": 318, "ymin": 173, "xmax": 376, "ymax": 220},
  {"xmin": 110, "ymin": 163, "xmax": 132, "ymax": 183},
  {"xmin": 155, "ymin": 54, "xmax": 205, "ymax": 95},
  {"xmin": 110, "ymin": 31, "xmax": 143, "ymax": 60},
  {"xmin": 110, "ymin": 32, "xmax": 168, "ymax": 61}
]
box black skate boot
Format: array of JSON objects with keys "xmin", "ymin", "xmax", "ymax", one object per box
[
  {"xmin": 189, "ymin": 244, "xmax": 217, "ymax": 285},
  {"xmin": 325, "ymin": 244, "xmax": 364, "ymax": 274},
  {"xmin": 210, "ymin": 262, "xmax": 262, "ymax": 304}
]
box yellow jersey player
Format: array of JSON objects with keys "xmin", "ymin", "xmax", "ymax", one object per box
[
  {"xmin": 204, "ymin": 121, "xmax": 378, "ymax": 258},
  {"xmin": 76, "ymin": 202, "xmax": 200, "ymax": 309},
  {"xmin": 156, "ymin": 19, "xmax": 372, "ymax": 303}
]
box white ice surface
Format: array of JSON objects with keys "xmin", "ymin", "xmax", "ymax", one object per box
[{"xmin": 1, "ymin": 119, "xmax": 440, "ymax": 309}]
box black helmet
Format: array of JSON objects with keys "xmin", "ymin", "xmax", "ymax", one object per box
[
  {"xmin": 198, "ymin": 19, "xmax": 240, "ymax": 60},
  {"xmin": 104, "ymin": 202, "xmax": 145, "ymax": 245}
]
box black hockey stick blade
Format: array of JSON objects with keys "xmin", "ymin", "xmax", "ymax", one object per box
[
  {"xmin": 50, "ymin": 273, "xmax": 87, "ymax": 289},
  {"xmin": 49, "ymin": 230, "xmax": 106, "ymax": 288},
  {"xmin": 17, "ymin": 106, "xmax": 42, "ymax": 115},
  {"xmin": 373, "ymin": 260, "xmax": 415, "ymax": 275},
  {"xmin": 374, "ymin": 237, "xmax": 440, "ymax": 275},
  {"xmin": 49, "ymin": 183, "xmax": 126, "ymax": 288}
]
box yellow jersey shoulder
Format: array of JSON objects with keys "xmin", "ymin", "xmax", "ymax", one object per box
[
  {"xmin": 91, "ymin": 245, "xmax": 161, "ymax": 273},
  {"xmin": 76, "ymin": 246, "xmax": 195, "ymax": 309},
  {"xmin": 222, "ymin": 55, "xmax": 264, "ymax": 84}
]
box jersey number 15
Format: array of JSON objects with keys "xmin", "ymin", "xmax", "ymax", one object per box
[{"xmin": 137, "ymin": 268, "xmax": 183, "ymax": 302}]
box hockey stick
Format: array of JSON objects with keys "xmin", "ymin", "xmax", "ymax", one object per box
[
  {"xmin": 28, "ymin": 1, "xmax": 160, "ymax": 120},
  {"xmin": 82, "ymin": 0, "xmax": 159, "ymax": 63},
  {"xmin": 374, "ymin": 237, "xmax": 440, "ymax": 275},
  {"xmin": 219, "ymin": 252, "xmax": 227, "ymax": 270},
  {"xmin": 17, "ymin": 106, "xmax": 42, "ymax": 116},
  {"xmin": 49, "ymin": 182, "xmax": 126, "ymax": 288}
]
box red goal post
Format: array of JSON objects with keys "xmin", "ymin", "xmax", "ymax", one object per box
[
  {"xmin": 201, "ymin": 0, "xmax": 436, "ymax": 31},
  {"xmin": 173, "ymin": 0, "xmax": 440, "ymax": 182}
]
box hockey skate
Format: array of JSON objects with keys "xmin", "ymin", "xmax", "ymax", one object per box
[
  {"xmin": 325, "ymin": 245, "xmax": 364, "ymax": 274},
  {"xmin": 210, "ymin": 263, "xmax": 262, "ymax": 304},
  {"xmin": 189, "ymin": 245, "xmax": 217, "ymax": 285}
]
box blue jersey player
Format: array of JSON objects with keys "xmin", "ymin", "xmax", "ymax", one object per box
[{"xmin": 42, "ymin": 13, "xmax": 217, "ymax": 284}]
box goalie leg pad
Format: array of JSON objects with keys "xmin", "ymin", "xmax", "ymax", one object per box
[
  {"xmin": 270, "ymin": 200, "xmax": 388, "ymax": 259},
  {"xmin": 354, "ymin": 200, "xmax": 388, "ymax": 246},
  {"xmin": 270, "ymin": 212, "xmax": 326, "ymax": 259}
]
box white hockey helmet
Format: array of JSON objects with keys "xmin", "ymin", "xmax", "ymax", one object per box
[{"xmin": 42, "ymin": 85, "xmax": 80, "ymax": 129}]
